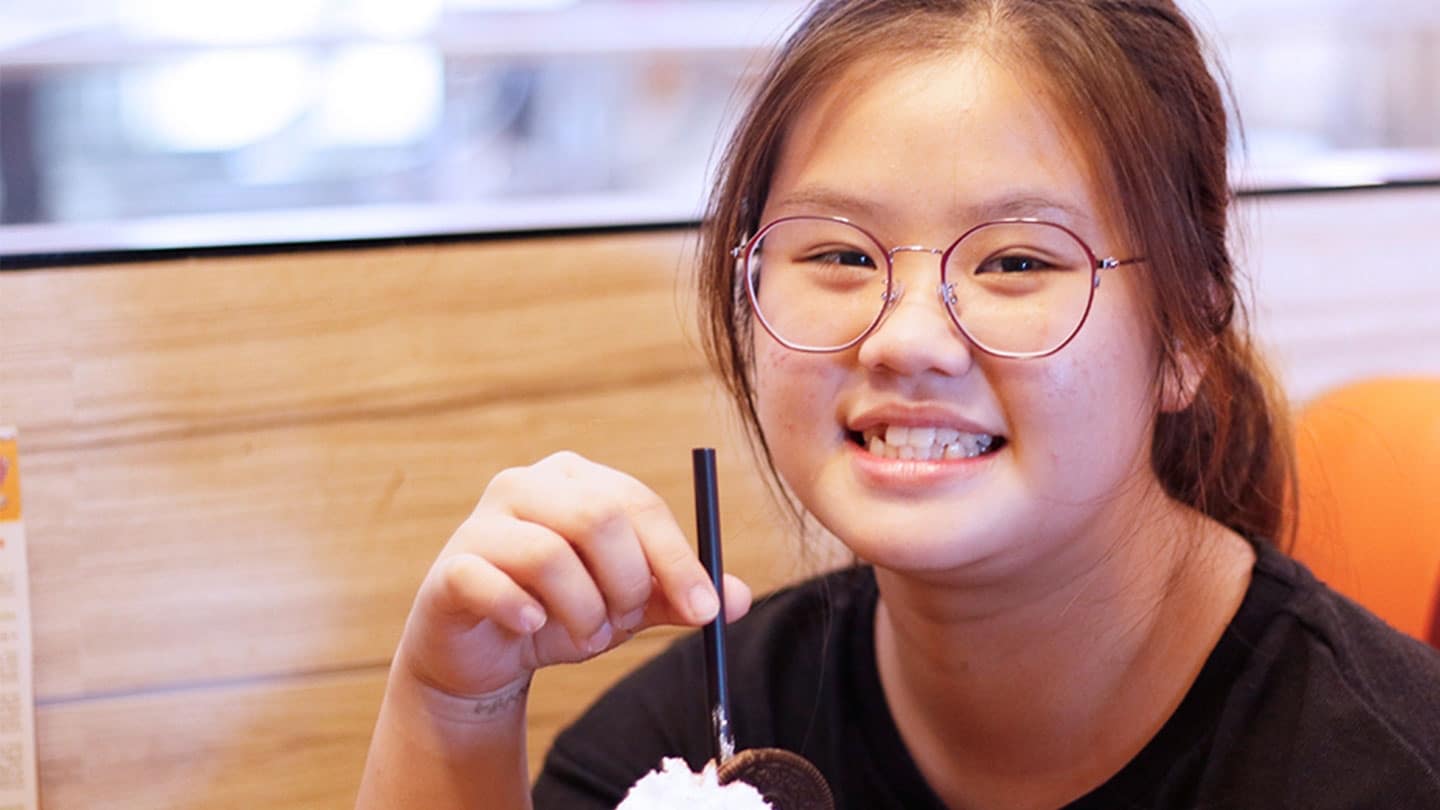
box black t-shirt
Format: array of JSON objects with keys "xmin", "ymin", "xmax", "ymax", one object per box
[{"xmin": 532, "ymin": 543, "xmax": 1440, "ymax": 808}]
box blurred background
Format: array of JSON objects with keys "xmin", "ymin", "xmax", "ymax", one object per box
[
  {"xmin": 1, "ymin": 0, "xmax": 1437, "ymax": 257},
  {"xmin": 1, "ymin": 4, "xmax": 1437, "ymax": 808}
]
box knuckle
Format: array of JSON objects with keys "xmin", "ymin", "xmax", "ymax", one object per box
[
  {"xmin": 613, "ymin": 573, "xmax": 653, "ymax": 611},
  {"xmin": 511, "ymin": 532, "xmax": 570, "ymax": 583},
  {"xmin": 435, "ymin": 555, "xmax": 484, "ymax": 606},
  {"xmin": 435, "ymin": 555, "xmax": 461, "ymax": 591},
  {"xmin": 536, "ymin": 450, "xmax": 586, "ymax": 476},
  {"xmin": 626, "ymin": 485, "xmax": 671, "ymax": 519},
  {"xmin": 483, "ymin": 465, "xmax": 529, "ymax": 500},
  {"xmin": 449, "ymin": 510, "xmax": 508, "ymax": 555},
  {"xmin": 569, "ymin": 499, "xmax": 628, "ymax": 538},
  {"xmin": 650, "ymin": 535, "xmax": 694, "ymax": 569},
  {"xmin": 617, "ymin": 478, "xmax": 679, "ymax": 533}
]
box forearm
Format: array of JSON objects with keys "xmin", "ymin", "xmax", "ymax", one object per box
[{"xmin": 357, "ymin": 673, "xmax": 533, "ymax": 810}]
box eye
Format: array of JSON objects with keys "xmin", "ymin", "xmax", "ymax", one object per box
[
  {"xmin": 975, "ymin": 252, "xmax": 1055, "ymax": 274},
  {"xmin": 804, "ymin": 248, "xmax": 877, "ymax": 268}
]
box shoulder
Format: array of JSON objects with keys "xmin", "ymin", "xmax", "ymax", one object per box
[
  {"xmin": 1257, "ymin": 545, "xmax": 1440, "ymax": 725},
  {"xmin": 1210, "ymin": 543, "xmax": 1440, "ymax": 804},
  {"xmin": 532, "ymin": 566, "xmax": 876, "ymax": 807}
]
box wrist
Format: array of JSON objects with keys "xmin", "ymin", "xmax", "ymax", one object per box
[
  {"xmin": 360, "ymin": 671, "xmax": 533, "ymax": 809},
  {"xmin": 380, "ymin": 668, "xmax": 532, "ymax": 759},
  {"xmin": 404, "ymin": 671, "xmax": 535, "ymax": 725}
]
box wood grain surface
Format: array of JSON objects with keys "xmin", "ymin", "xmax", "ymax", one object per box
[
  {"xmin": 2, "ymin": 230, "xmax": 813, "ymax": 808},
  {"xmin": 2, "ymin": 187, "xmax": 1437, "ymax": 809}
]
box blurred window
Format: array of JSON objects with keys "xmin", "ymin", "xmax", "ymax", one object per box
[{"xmin": 1, "ymin": 0, "xmax": 1436, "ymax": 257}]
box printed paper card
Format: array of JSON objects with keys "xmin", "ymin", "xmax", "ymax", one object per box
[{"xmin": 0, "ymin": 429, "xmax": 38, "ymax": 810}]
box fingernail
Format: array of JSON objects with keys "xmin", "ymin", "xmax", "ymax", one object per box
[
  {"xmin": 616, "ymin": 607, "xmax": 646, "ymax": 631},
  {"xmin": 688, "ymin": 584, "xmax": 720, "ymax": 622},
  {"xmin": 518, "ymin": 604, "xmax": 547, "ymax": 634},
  {"xmin": 585, "ymin": 622, "xmax": 614, "ymax": 654}
]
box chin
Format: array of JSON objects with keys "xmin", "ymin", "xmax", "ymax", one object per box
[{"xmin": 803, "ymin": 484, "xmax": 1025, "ymax": 576}]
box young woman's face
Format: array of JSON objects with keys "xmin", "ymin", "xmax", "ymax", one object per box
[{"xmin": 752, "ymin": 50, "xmax": 1167, "ymax": 582}]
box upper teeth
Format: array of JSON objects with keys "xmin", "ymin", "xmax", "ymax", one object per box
[{"xmin": 863, "ymin": 425, "xmax": 996, "ymax": 460}]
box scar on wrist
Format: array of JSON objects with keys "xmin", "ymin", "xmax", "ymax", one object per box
[{"xmin": 473, "ymin": 681, "xmax": 531, "ymax": 718}]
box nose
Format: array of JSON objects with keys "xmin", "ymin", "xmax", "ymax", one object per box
[{"xmin": 855, "ymin": 250, "xmax": 975, "ymax": 377}]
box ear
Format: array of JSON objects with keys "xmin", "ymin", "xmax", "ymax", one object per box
[{"xmin": 1159, "ymin": 340, "xmax": 1205, "ymax": 414}]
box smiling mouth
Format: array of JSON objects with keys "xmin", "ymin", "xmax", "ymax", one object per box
[{"xmin": 848, "ymin": 425, "xmax": 1007, "ymax": 461}]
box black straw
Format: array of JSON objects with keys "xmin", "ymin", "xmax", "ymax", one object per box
[{"xmin": 693, "ymin": 447, "xmax": 736, "ymax": 764}]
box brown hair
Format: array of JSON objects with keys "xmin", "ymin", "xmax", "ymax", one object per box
[{"xmin": 698, "ymin": 0, "xmax": 1295, "ymax": 545}]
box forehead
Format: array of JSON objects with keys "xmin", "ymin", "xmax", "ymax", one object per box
[{"xmin": 764, "ymin": 50, "xmax": 1114, "ymax": 236}]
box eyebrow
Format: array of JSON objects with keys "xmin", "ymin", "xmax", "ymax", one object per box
[{"xmin": 766, "ymin": 187, "xmax": 1095, "ymax": 228}]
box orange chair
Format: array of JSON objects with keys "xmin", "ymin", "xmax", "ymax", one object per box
[{"xmin": 1290, "ymin": 377, "xmax": 1440, "ymax": 648}]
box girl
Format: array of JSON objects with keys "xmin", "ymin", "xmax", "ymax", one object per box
[{"xmin": 357, "ymin": 1, "xmax": 1440, "ymax": 807}]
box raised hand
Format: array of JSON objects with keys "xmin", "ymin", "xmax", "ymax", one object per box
[{"xmin": 394, "ymin": 450, "xmax": 752, "ymax": 705}]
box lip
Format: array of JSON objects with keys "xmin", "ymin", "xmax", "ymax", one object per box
[{"xmin": 842, "ymin": 401, "xmax": 1007, "ymax": 490}]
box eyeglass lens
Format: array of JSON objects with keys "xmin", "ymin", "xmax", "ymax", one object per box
[{"xmin": 746, "ymin": 218, "xmax": 1096, "ymax": 356}]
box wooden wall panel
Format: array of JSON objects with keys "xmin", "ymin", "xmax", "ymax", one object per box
[
  {"xmin": 8, "ymin": 236, "xmax": 701, "ymax": 450},
  {"xmin": 36, "ymin": 669, "xmax": 388, "ymax": 810},
  {"xmin": 2, "ymin": 229, "xmax": 810, "ymax": 809},
  {"xmin": 28, "ymin": 374, "xmax": 796, "ymax": 701},
  {"xmin": 34, "ymin": 628, "xmax": 682, "ymax": 810}
]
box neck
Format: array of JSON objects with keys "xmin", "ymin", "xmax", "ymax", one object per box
[{"xmin": 872, "ymin": 500, "xmax": 1255, "ymax": 810}]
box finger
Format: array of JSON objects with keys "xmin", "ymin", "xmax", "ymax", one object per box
[
  {"xmin": 560, "ymin": 509, "xmax": 654, "ymax": 633},
  {"xmin": 481, "ymin": 519, "xmax": 613, "ymax": 653},
  {"xmin": 494, "ymin": 453, "xmax": 720, "ymax": 626},
  {"xmin": 484, "ymin": 460, "xmax": 653, "ymax": 631},
  {"xmin": 626, "ymin": 490, "xmax": 721, "ymax": 625},
  {"xmin": 428, "ymin": 552, "xmax": 548, "ymax": 637},
  {"xmin": 720, "ymin": 573, "xmax": 753, "ymax": 623},
  {"xmin": 631, "ymin": 572, "xmax": 754, "ymax": 631}
]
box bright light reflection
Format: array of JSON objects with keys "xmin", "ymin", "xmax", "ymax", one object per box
[
  {"xmin": 313, "ymin": 45, "xmax": 442, "ymax": 146},
  {"xmin": 121, "ymin": 51, "xmax": 311, "ymax": 152}
]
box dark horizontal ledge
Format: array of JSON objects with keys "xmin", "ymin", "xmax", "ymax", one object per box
[{"xmin": 3, "ymin": 178, "xmax": 1438, "ymax": 272}]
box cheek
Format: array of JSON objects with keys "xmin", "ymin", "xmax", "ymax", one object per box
[
  {"xmin": 753, "ymin": 343, "xmax": 842, "ymax": 441},
  {"xmin": 753, "ymin": 344, "xmax": 808, "ymax": 436},
  {"xmin": 1011, "ymin": 340, "xmax": 1158, "ymax": 477}
]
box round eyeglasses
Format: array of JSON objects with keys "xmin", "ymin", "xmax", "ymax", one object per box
[{"xmin": 733, "ymin": 216, "xmax": 1144, "ymax": 359}]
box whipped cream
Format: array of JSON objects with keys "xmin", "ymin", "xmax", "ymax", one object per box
[{"xmin": 616, "ymin": 757, "xmax": 773, "ymax": 810}]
